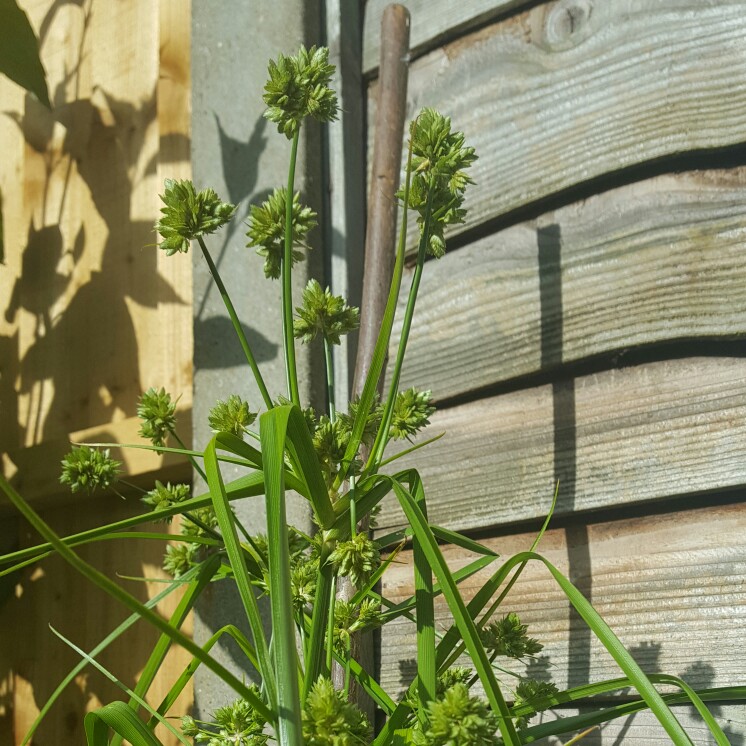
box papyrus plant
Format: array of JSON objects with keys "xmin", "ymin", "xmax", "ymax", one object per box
[{"xmin": 1, "ymin": 44, "xmax": 743, "ymax": 746}]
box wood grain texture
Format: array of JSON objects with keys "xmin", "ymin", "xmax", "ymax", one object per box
[
  {"xmin": 376, "ymin": 357, "xmax": 746, "ymax": 533},
  {"xmin": 391, "ymin": 171, "xmax": 746, "ymax": 401},
  {"xmin": 379, "ymin": 502, "xmax": 746, "ymax": 705},
  {"xmin": 525, "ymin": 705, "xmax": 746, "ymax": 745},
  {"xmin": 368, "ymin": 0, "xmax": 746, "ymax": 244},
  {"xmin": 362, "ymin": 0, "xmax": 530, "ymax": 74}
]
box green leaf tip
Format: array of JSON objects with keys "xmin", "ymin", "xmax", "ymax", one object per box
[
  {"xmin": 263, "ymin": 45, "xmax": 338, "ymax": 138},
  {"xmin": 246, "ymin": 187, "xmax": 316, "ymax": 279},
  {"xmin": 294, "ymin": 279, "xmax": 360, "ymax": 345},
  {"xmin": 155, "ymin": 179, "xmax": 236, "ymax": 255}
]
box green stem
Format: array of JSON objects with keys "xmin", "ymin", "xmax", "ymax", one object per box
[
  {"xmin": 173, "ymin": 431, "xmax": 207, "ymax": 483},
  {"xmin": 325, "ymin": 573, "xmax": 338, "ymax": 675},
  {"xmin": 324, "ymin": 338, "xmax": 336, "ymax": 422},
  {"xmin": 303, "ymin": 554, "xmax": 334, "ymax": 699},
  {"xmin": 197, "ymin": 236, "xmax": 273, "ymax": 410},
  {"xmin": 368, "ymin": 193, "xmax": 434, "ymax": 469},
  {"xmin": 282, "ymin": 130, "xmax": 301, "ymax": 406}
]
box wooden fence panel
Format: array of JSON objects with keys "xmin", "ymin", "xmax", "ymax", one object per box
[
  {"xmin": 0, "ymin": 1, "xmax": 193, "ymax": 743},
  {"xmin": 379, "ymin": 502, "xmax": 746, "ymax": 710},
  {"xmin": 368, "ymin": 0, "xmax": 746, "ymax": 246},
  {"xmin": 391, "ymin": 170, "xmax": 746, "ymax": 401}
]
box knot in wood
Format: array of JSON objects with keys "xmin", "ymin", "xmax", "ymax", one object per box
[{"xmin": 544, "ymin": 0, "xmax": 594, "ymax": 50}]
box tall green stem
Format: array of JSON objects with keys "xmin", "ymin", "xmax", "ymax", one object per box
[
  {"xmin": 324, "ymin": 338, "xmax": 336, "ymax": 422},
  {"xmin": 368, "ymin": 193, "xmax": 434, "ymax": 469},
  {"xmin": 283, "ymin": 130, "xmax": 301, "ymax": 406},
  {"xmin": 197, "ymin": 237, "xmax": 273, "ymax": 409}
]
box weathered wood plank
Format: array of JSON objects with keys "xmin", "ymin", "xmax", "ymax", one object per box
[
  {"xmin": 363, "ymin": 0, "xmax": 530, "ymax": 74},
  {"xmin": 391, "ymin": 171, "xmax": 746, "ymax": 401},
  {"xmin": 368, "ymin": 1, "xmax": 746, "ymax": 242},
  {"xmin": 376, "ymin": 357, "xmax": 746, "ymax": 533},
  {"xmin": 379, "ymin": 502, "xmax": 746, "ymax": 707},
  {"xmin": 502, "ymin": 705, "xmax": 745, "ymax": 745}
]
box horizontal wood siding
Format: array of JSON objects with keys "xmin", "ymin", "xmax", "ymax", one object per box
[
  {"xmin": 391, "ymin": 170, "xmax": 746, "ymax": 401},
  {"xmin": 369, "ymin": 1, "xmax": 746, "ymax": 740},
  {"xmin": 380, "ymin": 502, "xmax": 746, "ymax": 697},
  {"xmin": 368, "ymin": 0, "xmax": 746, "ymax": 247}
]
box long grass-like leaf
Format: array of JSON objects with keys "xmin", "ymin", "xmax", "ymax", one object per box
[
  {"xmin": 0, "ymin": 472, "xmax": 272, "ymax": 568},
  {"xmin": 109, "ymin": 553, "xmax": 221, "ymax": 746},
  {"xmin": 49, "ymin": 626, "xmax": 188, "ymax": 744},
  {"xmin": 389, "ymin": 472, "xmax": 521, "ymax": 745},
  {"xmin": 84, "ymin": 702, "xmax": 166, "ymax": 746},
  {"xmin": 20, "ymin": 560, "xmax": 209, "ymax": 745},
  {"xmin": 260, "ymin": 406, "xmax": 304, "ymax": 745},
  {"xmin": 204, "ymin": 437, "xmax": 277, "ymax": 710},
  {"xmin": 0, "ymin": 472, "xmax": 274, "ymax": 723},
  {"xmin": 150, "ymin": 625, "xmax": 258, "ymax": 728}
]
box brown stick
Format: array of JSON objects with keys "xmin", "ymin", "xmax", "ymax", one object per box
[
  {"xmin": 352, "ymin": 3, "xmax": 411, "ymax": 397},
  {"xmin": 332, "ymin": 3, "xmax": 411, "ymax": 709}
]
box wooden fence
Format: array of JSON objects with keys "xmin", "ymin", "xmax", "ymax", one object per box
[
  {"xmin": 0, "ymin": 1, "xmax": 193, "ymax": 743},
  {"xmin": 366, "ymin": 1, "xmax": 746, "ymax": 742}
]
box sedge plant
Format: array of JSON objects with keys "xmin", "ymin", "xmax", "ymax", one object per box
[{"xmin": 1, "ymin": 44, "xmax": 744, "ymax": 746}]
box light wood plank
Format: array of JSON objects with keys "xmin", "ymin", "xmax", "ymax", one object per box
[
  {"xmin": 391, "ymin": 171, "xmax": 746, "ymax": 401},
  {"xmin": 376, "ymin": 357, "xmax": 746, "ymax": 533},
  {"xmin": 363, "ymin": 0, "xmax": 530, "ymax": 74},
  {"xmin": 379, "ymin": 502, "xmax": 746, "ymax": 705},
  {"xmin": 368, "ymin": 0, "xmax": 746, "ymax": 243}
]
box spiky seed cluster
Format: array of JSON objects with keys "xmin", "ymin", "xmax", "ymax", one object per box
[
  {"xmin": 263, "ymin": 45, "xmax": 338, "ymax": 138},
  {"xmin": 334, "ymin": 599, "xmax": 382, "ymax": 652},
  {"xmin": 294, "ymin": 279, "xmax": 360, "ymax": 345},
  {"xmin": 246, "ymin": 187, "xmax": 317, "ymax": 279},
  {"xmin": 514, "ymin": 679, "xmax": 560, "ymax": 730},
  {"xmin": 302, "ymin": 677, "xmax": 371, "ymax": 746},
  {"xmin": 208, "ymin": 394, "xmax": 257, "ymax": 438},
  {"xmin": 329, "ymin": 533, "xmax": 380, "ymax": 588},
  {"xmin": 142, "ymin": 481, "xmax": 190, "ymax": 520},
  {"xmin": 481, "ymin": 612, "xmax": 543, "ymax": 660},
  {"xmin": 162, "ymin": 507, "xmax": 220, "ymax": 578},
  {"xmin": 413, "ymin": 683, "xmax": 500, "ymax": 746},
  {"xmin": 291, "ymin": 557, "xmax": 318, "ymax": 612},
  {"xmin": 137, "ymin": 387, "xmax": 177, "ymax": 447},
  {"xmin": 59, "ymin": 445, "xmax": 121, "ymax": 494},
  {"xmin": 404, "ymin": 107, "xmax": 477, "ymax": 258},
  {"xmin": 162, "ymin": 543, "xmax": 198, "ymax": 578},
  {"xmin": 312, "ymin": 415, "xmax": 356, "ymax": 490},
  {"xmin": 390, "ymin": 388, "xmax": 435, "ymax": 440},
  {"xmin": 337, "ymin": 395, "xmax": 384, "ymax": 448},
  {"xmin": 155, "ymin": 179, "xmax": 236, "ymax": 255},
  {"xmin": 181, "ymin": 691, "xmax": 269, "ymax": 745}
]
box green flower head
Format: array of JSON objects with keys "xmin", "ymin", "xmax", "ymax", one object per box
[
  {"xmin": 162, "ymin": 542, "xmax": 197, "ymax": 578},
  {"xmin": 329, "ymin": 532, "xmax": 380, "ymax": 587},
  {"xmin": 208, "ymin": 394, "xmax": 257, "ymax": 438},
  {"xmin": 402, "ymin": 108, "xmax": 477, "ymax": 258},
  {"xmin": 59, "ymin": 445, "xmax": 121, "ymax": 495},
  {"xmin": 413, "ymin": 683, "xmax": 500, "ymax": 746},
  {"xmin": 337, "ymin": 394, "xmax": 383, "ymax": 447},
  {"xmin": 137, "ymin": 387, "xmax": 177, "ymax": 447},
  {"xmin": 142, "ymin": 481, "xmax": 190, "ymax": 520},
  {"xmin": 264, "ymin": 45, "xmax": 338, "ymax": 138},
  {"xmin": 481, "ymin": 612, "xmax": 543, "ymax": 660},
  {"xmin": 390, "ymin": 388, "xmax": 435, "ymax": 440},
  {"xmin": 302, "ymin": 677, "xmax": 371, "ymax": 746},
  {"xmin": 246, "ymin": 187, "xmax": 316, "ymax": 279},
  {"xmin": 155, "ymin": 179, "xmax": 236, "ymax": 255},
  {"xmin": 294, "ymin": 279, "xmax": 359, "ymax": 345}
]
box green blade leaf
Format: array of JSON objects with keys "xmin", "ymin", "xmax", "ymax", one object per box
[
  {"xmin": 0, "ymin": 472, "xmax": 273, "ymax": 724},
  {"xmin": 204, "ymin": 436, "xmax": 277, "ymax": 711},
  {"xmin": 389, "ymin": 472, "xmax": 521, "ymax": 746},
  {"xmin": 260, "ymin": 405, "xmax": 304, "ymax": 746},
  {"xmin": 84, "ymin": 702, "xmax": 166, "ymax": 746}
]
